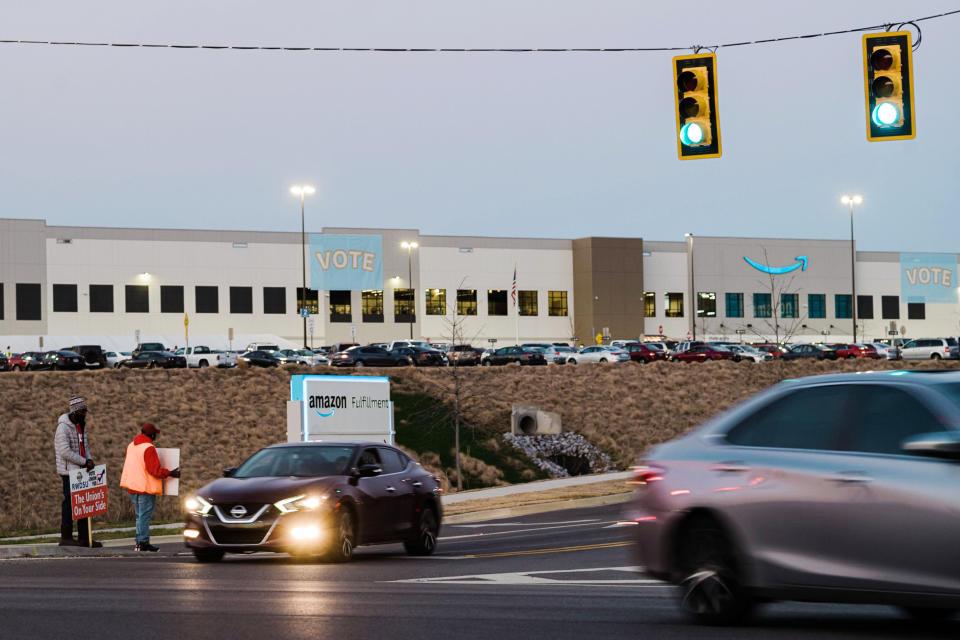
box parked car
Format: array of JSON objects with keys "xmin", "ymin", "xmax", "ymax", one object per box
[
  {"xmin": 103, "ymin": 351, "xmax": 129, "ymax": 368},
  {"xmin": 780, "ymin": 344, "xmax": 839, "ymax": 361},
  {"xmin": 752, "ymin": 344, "xmax": 786, "ymax": 359},
  {"xmin": 122, "ymin": 351, "xmax": 187, "ymax": 369},
  {"xmin": 827, "ymin": 343, "xmax": 869, "ymax": 359},
  {"xmin": 728, "ymin": 344, "xmax": 773, "ymax": 362},
  {"xmin": 175, "ymin": 345, "xmax": 236, "ymax": 368},
  {"xmin": 446, "ymin": 344, "xmax": 479, "ymax": 366},
  {"xmin": 900, "ymin": 338, "xmax": 960, "ymax": 360},
  {"xmin": 624, "ymin": 342, "xmax": 667, "ymax": 363},
  {"xmin": 630, "ymin": 370, "xmax": 960, "ymax": 624},
  {"xmin": 483, "ymin": 346, "xmax": 548, "ymax": 366},
  {"xmin": 239, "ymin": 350, "xmax": 281, "ymax": 367},
  {"xmin": 537, "ymin": 345, "xmax": 578, "ymax": 364},
  {"xmin": 68, "ymin": 344, "xmax": 107, "ymax": 368},
  {"xmin": 868, "ymin": 342, "xmax": 901, "ymax": 360},
  {"xmin": 567, "ymin": 345, "xmax": 630, "ymax": 364},
  {"xmin": 41, "ymin": 349, "xmax": 86, "ymax": 371},
  {"xmin": 0, "ymin": 355, "xmax": 9, "ymax": 372},
  {"xmin": 671, "ymin": 344, "xmax": 736, "ymax": 363},
  {"xmin": 669, "ymin": 341, "xmax": 706, "ymax": 357},
  {"xmin": 386, "ymin": 340, "xmax": 432, "ymax": 352},
  {"xmin": 392, "ymin": 346, "xmax": 445, "ymax": 366},
  {"xmin": 183, "ymin": 442, "xmax": 442, "ymax": 563},
  {"xmin": 854, "ymin": 343, "xmax": 881, "ymax": 359},
  {"xmin": 132, "ymin": 342, "xmax": 168, "ymax": 358},
  {"xmin": 245, "ymin": 342, "xmax": 280, "ymax": 353},
  {"xmin": 331, "ymin": 346, "xmax": 407, "ymax": 367},
  {"xmin": 9, "ymin": 351, "xmax": 47, "ymax": 371}
]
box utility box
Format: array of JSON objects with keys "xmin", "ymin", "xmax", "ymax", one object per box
[
  {"xmin": 288, "ymin": 375, "xmax": 394, "ymax": 444},
  {"xmin": 511, "ymin": 405, "xmax": 562, "ymax": 436}
]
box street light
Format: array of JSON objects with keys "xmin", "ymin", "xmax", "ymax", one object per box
[
  {"xmin": 685, "ymin": 233, "xmax": 695, "ymax": 340},
  {"xmin": 291, "ymin": 185, "xmax": 316, "ymax": 348},
  {"xmin": 400, "ymin": 241, "xmax": 418, "ymax": 339},
  {"xmin": 841, "ymin": 195, "xmax": 863, "ymax": 343}
]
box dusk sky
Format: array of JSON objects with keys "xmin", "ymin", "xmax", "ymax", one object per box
[{"xmin": 2, "ymin": 1, "xmax": 958, "ymax": 251}]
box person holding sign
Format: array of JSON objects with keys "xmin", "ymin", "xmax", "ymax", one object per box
[
  {"xmin": 120, "ymin": 423, "xmax": 179, "ymax": 552},
  {"xmin": 54, "ymin": 394, "xmax": 100, "ymax": 547}
]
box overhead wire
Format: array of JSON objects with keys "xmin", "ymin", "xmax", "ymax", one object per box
[{"xmin": 0, "ymin": 8, "xmax": 957, "ymax": 54}]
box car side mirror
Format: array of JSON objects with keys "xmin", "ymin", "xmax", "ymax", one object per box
[
  {"xmin": 901, "ymin": 432, "xmax": 960, "ymax": 460},
  {"xmin": 222, "ymin": 467, "xmax": 238, "ymax": 477},
  {"xmin": 357, "ymin": 463, "xmax": 382, "ymax": 477}
]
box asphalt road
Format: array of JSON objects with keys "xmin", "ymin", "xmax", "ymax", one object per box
[{"xmin": 0, "ymin": 503, "xmax": 956, "ymax": 640}]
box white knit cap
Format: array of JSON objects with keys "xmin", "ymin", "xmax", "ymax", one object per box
[{"xmin": 69, "ymin": 395, "xmax": 87, "ymax": 413}]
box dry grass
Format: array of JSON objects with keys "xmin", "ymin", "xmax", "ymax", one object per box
[
  {"xmin": 442, "ymin": 478, "xmax": 633, "ymax": 516},
  {"xmin": 2, "ymin": 359, "xmax": 957, "ymax": 532}
]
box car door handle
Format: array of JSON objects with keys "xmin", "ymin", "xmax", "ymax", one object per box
[
  {"xmin": 828, "ymin": 471, "xmax": 872, "ymax": 483},
  {"xmin": 411, "ymin": 481, "xmax": 423, "ymax": 488},
  {"xmin": 712, "ymin": 462, "xmax": 750, "ymax": 473},
  {"xmin": 385, "ymin": 486, "xmax": 396, "ymax": 492}
]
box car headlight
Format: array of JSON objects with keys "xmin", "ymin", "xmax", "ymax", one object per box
[
  {"xmin": 274, "ymin": 494, "xmax": 327, "ymax": 514},
  {"xmin": 185, "ymin": 495, "xmax": 213, "ymax": 515}
]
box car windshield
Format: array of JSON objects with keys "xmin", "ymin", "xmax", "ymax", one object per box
[{"xmin": 234, "ymin": 445, "xmax": 356, "ymax": 478}]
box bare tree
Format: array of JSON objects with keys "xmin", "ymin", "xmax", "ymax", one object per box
[{"xmin": 749, "ymin": 247, "xmax": 808, "ymax": 346}]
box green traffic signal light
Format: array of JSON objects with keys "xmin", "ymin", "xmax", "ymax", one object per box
[
  {"xmin": 872, "ymin": 102, "xmax": 900, "ymax": 127},
  {"xmin": 680, "ymin": 122, "xmax": 704, "ymax": 145}
]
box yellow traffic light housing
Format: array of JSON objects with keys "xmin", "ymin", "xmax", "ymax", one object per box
[
  {"xmin": 673, "ymin": 53, "xmax": 721, "ymax": 160},
  {"xmin": 863, "ymin": 31, "xmax": 915, "ymax": 141}
]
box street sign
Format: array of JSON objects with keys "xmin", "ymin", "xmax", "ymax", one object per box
[
  {"xmin": 488, "ymin": 338, "xmax": 497, "ymax": 344},
  {"xmin": 70, "ymin": 465, "xmax": 108, "ymax": 521},
  {"xmin": 184, "ymin": 313, "xmax": 189, "ymax": 328},
  {"xmin": 735, "ymin": 329, "xmax": 746, "ymax": 335},
  {"xmin": 658, "ymin": 325, "xmax": 663, "ymax": 335},
  {"xmin": 595, "ymin": 333, "xmax": 603, "ymax": 345},
  {"xmin": 888, "ymin": 330, "xmax": 899, "ymax": 336},
  {"xmin": 300, "ymin": 308, "xmax": 310, "ymax": 318},
  {"xmin": 350, "ymin": 325, "xmax": 357, "ymax": 341}
]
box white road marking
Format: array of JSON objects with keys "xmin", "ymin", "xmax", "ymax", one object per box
[
  {"xmin": 439, "ymin": 520, "xmax": 618, "ymax": 542},
  {"xmin": 388, "ymin": 565, "xmax": 669, "ymax": 587},
  {"xmin": 448, "ymin": 519, "xmax": 599, "ymax": 528},
  {"xmin": 603, "ymin": 522, "xmax": 640, "ymax": 529}
]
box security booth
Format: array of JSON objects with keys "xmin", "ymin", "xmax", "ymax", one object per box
[{"xmin": 287, "ymin": 375, "xmax": 394, "ymax": 444}]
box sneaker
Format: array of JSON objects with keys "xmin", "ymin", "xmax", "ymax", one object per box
[{"xmin": 135, "ymin": 542, "xmax": 159, "ymax": 552}]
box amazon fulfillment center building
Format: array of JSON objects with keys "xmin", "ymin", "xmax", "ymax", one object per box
[{"xmin": 0, "ymin": 217, "xmax": 958, "ymax": 352}]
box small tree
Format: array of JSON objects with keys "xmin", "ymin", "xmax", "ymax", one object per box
[{"xmin": 749, "ymin": 248, "xmax": 808, "ymax": 346}]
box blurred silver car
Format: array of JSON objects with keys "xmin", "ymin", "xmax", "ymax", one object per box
[
  {"xmin": 630, "ymin": 370, "xmax": 960, "ymax": 624},
  {"xmin": 728, "ymin": 345, "xmax": 772, "ymax": 363},
  {"xmin": 567, "ymin": 345, "xmax": 630, "ymax": 364}
]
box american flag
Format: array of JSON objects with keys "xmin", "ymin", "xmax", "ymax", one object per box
[{"xmin": 511, "ymin": 266, "xmax": 517, "ymax": 307}]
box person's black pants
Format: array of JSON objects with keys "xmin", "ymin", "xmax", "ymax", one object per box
[{"xmin": 60, "ymin": 474, "xmax": 90, "ymax": 542}]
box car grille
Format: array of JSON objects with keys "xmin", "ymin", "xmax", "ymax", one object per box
[{"xmin": 207, "ymin": 523, "xmax": 273, "ymax": 545}]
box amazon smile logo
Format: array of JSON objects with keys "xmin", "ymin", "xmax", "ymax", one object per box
[
  {"xmin": 314, "ymin": 408, "xmax": 335, "ymax": 418},
  {"xmin": 744, "ymin": 255, "xmax": 808, "ymax": 275},
  {"xmin": 308, "ymin": 394, "xmax": 346, "ymax": 418}
]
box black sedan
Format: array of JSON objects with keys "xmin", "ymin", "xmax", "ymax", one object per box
[
  {"xmin": 240, "ymin": 350, "xmax": 281, "ymax": 367},
  {"xmin": 780, "ymin": 344, "xmax": 839, "ymax": 361},
  {"xmin": 391, "ymin": 346, "xmax": 445, "ymax": 366},
  {"xmin": 330, "ymin": 346, "xmax": 408, "ymax": 367},
  {"xmin": 42, "ymin": 350, "xmax": 86, "ymax": 370},
  {"xmin": 182, "ymin": 442, "xmax": 442, "ymax": 563},
  {"xmin": 121, "ymin": 350, "xmax": 187, "ymax": 369},
  {"xmin": 482, "ymin": 346, "xmax": 547, "ymax": 366}
]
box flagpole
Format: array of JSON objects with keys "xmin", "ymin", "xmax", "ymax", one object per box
[{"xmin": 513, "ymin": 264, "xmax": 519, "ymax": 346}]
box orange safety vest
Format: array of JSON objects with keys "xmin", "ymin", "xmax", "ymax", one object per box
[{"xmin": 120, "ymin": 440, "xmax": 163, "ymax": 495}]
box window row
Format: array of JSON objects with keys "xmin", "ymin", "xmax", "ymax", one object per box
[
  {"xmin": 322, "ymin": 289, "xmax": 569, "ymax": 323},
  {"xmin": 643, "ymin": 292, "xmax": 923, "ymax": 320}
]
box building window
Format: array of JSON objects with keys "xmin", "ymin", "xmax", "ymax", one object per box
[
  {"xmin": 907, "ymin": 302, "xmax": 925, "ymax": 320},
  {"xmin": 161, "ymin": 285, "xmax": 184, "ymax": 313},
  {"xmin": 425, "ymin": 289, "xmax": 446, "ymax": 315},
  {"xmin": 16, "ymin": 283, "xmax": 41, "ymax": 320},
  {"xmin": 835, "ymin": 294, "xmax": 852, "ymax": 319},
  {"xmin": 230, "ymin": 286, "xmax": 253, "ymax": 314},
  {"xmin": 195, "ymin": 286, "xmax": 218, "ymax": 314},
  {"xmin": 518, "ymin": 290, "xmax": 538, "ymax": 316},
  {"xmin": 781, "ymin": 293, "xmax": 799, "ymax": 318},
  {"xmin": 126, "ymin": 285, "xmax": 149, "ymax": 313},
  {"xmin": 394, "ymin": 288, "xmax": 415, "ymax": 322},
  {"xmin": 362, "ymin": 290, "xmax": 383, "ymax": 322},
  {"xmin": 295, "ymin": 288, "xmax": 319, "ymax": 314},
  {"xmin": 488, "ymin": 290, "xmax": 508, "ymax": 316},
  {"xmin": 548, "ymin": 291, "xmax": 568, "ymax": 317},
  {"xmin": 808, "ymin": 294, "xmax": 826, "ymax": 319},
  {"xmin": 89, "ymin": 284, "xmax": 114, "ymax": 313},
  {"xmin": 753, "ymin": 293, "xmax": 771, "ymax": 318},
  {"xmin": 457, "ymin": 289, "xmax": 478, "ymax": 316},
  {"xmin": 881, "ymin": 295, "xmax": 900, "ymax": 320},
  {"xmin": 857, "ymin": 295, "xmax": 874, "ymax": 320},
  {"xmin": 697, "ymin": 292, "xmax": 716, "ymax": 317},
  {"xmin": 724, "ymin": 293, "xmax": 743, "ymax": 318},
  {"xmin": 644, "ymin": 292, "xmax": 656, "ymax": 317},
  {"xmin": 263, "ymin": 287, "xmax": 286, "ymax": 314},
  {"xmin": 53, "ymin": 284, "xmax": 78, "ymax": 312},
  {"xmin": 664, "ymin": 292, "xmax": 683, "ymax": 318},
  {"xmin": 329, "ymin": 290, "xmax": 352, "ymax": 322}
]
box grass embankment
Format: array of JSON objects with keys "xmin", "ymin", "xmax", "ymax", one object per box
[{"xmin": 2, "ymin": 358, "xmax": 956, "ymax": 534}]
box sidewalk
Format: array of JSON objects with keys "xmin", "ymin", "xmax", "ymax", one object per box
[{"xmin": 0, "ymin": 471, "xmax": 632, "ymax": 559}]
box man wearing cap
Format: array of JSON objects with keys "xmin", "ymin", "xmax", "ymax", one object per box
[
  {"xmin": 120, "ymin": 423, "xmax": 180, "ymax": 552},
  {"xmin": 54, "ymin": 394, "xmax": 100, "ymax": 547}
]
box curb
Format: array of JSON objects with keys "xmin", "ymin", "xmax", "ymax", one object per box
[
  {"xmin": 442, "ymin": 491, "xmax": 633, "ymax": 524},
  {"xmin": 0, "ymin": 534, "xmax": 185, "ymax": 560}
]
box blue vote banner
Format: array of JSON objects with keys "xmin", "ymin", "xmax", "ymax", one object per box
[
  {"xmin": 900, "ymin": 253, "xmax": 957, "ymax": 303},
  {"xmin": 309, "ymin": 234, "xmax": 383, "ymax": 290}
]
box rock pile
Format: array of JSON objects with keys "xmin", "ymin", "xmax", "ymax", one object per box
[{"xmin": 503, "ymin": 432, "xmax": 616, "ymax": 477}]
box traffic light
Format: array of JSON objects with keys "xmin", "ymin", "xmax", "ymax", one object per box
[
  {"xmin": 672, "ymin": 52, "xmax": 721, "ymax": 160},
  {"xmin": 862, "ymin": 31, "xmax": 916, "ymax": 141}
]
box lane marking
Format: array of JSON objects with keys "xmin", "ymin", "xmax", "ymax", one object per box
[
  {"xmin": 448, "ymin": 519, "xmax": 599, "ymax": 528},
  {"xmin": 461, "ymin": 540, "xmax": 634, "ymax": 558},
  {"xmin": 439, "ymin": 520, "xmax": 619, "ymax": 542},
  {"xmin": 603, "ymin": 522, "xmax": 640, "ymax": 529},
  {"xmin": 389, "ymin": 564, "xmax": 669, "ymax": 587}
]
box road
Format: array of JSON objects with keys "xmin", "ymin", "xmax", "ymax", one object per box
[{"xmin": 0, "ymin": 503, "xmax": 955, "ymax": 639}]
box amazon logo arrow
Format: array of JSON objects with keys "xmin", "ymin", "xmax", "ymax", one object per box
[
  {"xmin": 743, "ymin": 255, "xmax": 808, "ymax": 275},
  {"xmin": 314, "ymin": 408, "xmax": 336, "ymax": 418}
]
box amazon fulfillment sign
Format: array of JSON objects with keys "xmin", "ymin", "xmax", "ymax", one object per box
[{"xmin": 287, "ymin": 375, "xmax": 394, "ymax": 444}]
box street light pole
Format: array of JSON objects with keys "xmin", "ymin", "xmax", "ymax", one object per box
[
  {"xmin": 291, "ymin": 185, "xmax": 316, "ymax": 348},
  {"xmin": 841, "ymin": 195, "xmax": 862, "ymax": 343},
  {"xmin": 401, "ymin": 241, "xmax": 418, "ymax": 339},
  {"xmin": 685, "ymin": 233, "xmax": 695, "ymax": 340}
]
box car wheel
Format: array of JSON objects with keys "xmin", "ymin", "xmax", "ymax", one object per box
[
  {"xmin": 192, "ymin": 548, "xmax": 225, "ymax": 563},
  {"xmin": 483, "ymin": 360, "xmax": 492, "ymax": 367},
  {"xmin": 148, "ymin": 361, "xmax": 156, "ymax": 369},
  {"xmin": 354, "ymin": 360, "xmax": 365, "ymax": 368},
  {"xmin": 733, "ymin": 356, "xmax": 741, "ymax": 362},
  {"xmin": 13, "ymin": 365, "xmax": 22, "ymax": 372},
  {"xmin": 598, "ymin": 358, "xmax": 607, "ymax": 363},
  {"xmin": 567, "ymin": 358, "xmax": 577, "ymax": 364},
  {"xmin": 677, "ymin": 516, "xmax": 753, "ymax": 626},
  {"xmin": 846, "ymin": 355, "xmax": 855, "ymax": 360},
  {"xmin": 403, "ymin": 508, "xmax": 439, "ymax": 556},
  {"xmin": 931, "ymin": 353, "xmax": 942, "ymax": 360},
  {"xmin": 323, "ymin": 508, "xmax": 356, "ymax": 563},
  {"xmin": 199, "ymin": 360, "xmax": 208, "ymax": 368}
]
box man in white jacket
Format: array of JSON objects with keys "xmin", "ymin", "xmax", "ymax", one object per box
[{"xmin": 54, "ymin": 395, "xmax": 101, "ymax": 547}]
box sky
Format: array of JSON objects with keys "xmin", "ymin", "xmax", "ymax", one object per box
[{"xmin": 1, "ymin": 1, "xmax": 958, "ymax": 252}]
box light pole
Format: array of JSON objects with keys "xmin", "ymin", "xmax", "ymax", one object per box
[
  {"xmin": 841, "ymin": 195, "xmax": 863, "ymax": 343},
  {"xmin": 291, "ymin": 185, "xmax": 316, "ymax": 348},
  {"xmin": 685, "ymin": 233, "xmax": 695, "ymax": 340},
  {"xmin": 400, "ymin": 241, "xmax": 418, "ymax": 339}
]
